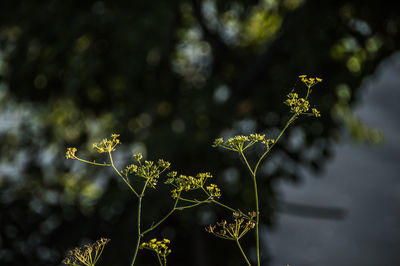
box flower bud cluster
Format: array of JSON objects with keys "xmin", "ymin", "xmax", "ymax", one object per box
[
  {"xmin": 62, "ymin": 238, "xmax": 110, "ymax": 266},
  {"xmin": 205, "ymin": 212, "xmax": 256, "ymax": 241},
  {"xmin": 140, "ymin": 238, "xmax": 171, "ymax": 258},
  {"xmin": 92, "ymin": 133, "xmax": 121, "ymax": 153}
]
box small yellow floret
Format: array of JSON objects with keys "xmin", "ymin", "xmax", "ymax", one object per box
[{"xmin": 65, "ymin": 147, "xmax": 77, "ymax": 159}]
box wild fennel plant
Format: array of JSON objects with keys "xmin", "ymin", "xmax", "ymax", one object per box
[
  {"xmin": 65, "ymin": 137, "xmax": 225, "ymax": 266},
  {"xmin": 63, "ymin": 75, "xmax": 322, "ymax": 266},
  {"xmin": 210, "ymin": 75, "xmax": 322, "ymax": 265}
]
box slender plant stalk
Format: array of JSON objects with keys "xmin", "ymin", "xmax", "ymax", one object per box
[
  {"xmin": 199, "ymin": 187, "xmax": 251, "ymax": 219},
  {"xmin": 178, "ymin": 197, "xmax": 202, "ymax": 203},
  {"xmin": 130, "ymin": 196, "xmax": 143, "ymax": 266},
  {"xmin": 239, "ymin": 150, "xmax": 260, "ymax": 266},
  {"xmin": 253, "ymin": 173, "xmax": 261, "ymax": 266},
  {"xmin": 254, "ymin": 114, "xmax": 296, "ymax": 176},
  {"xmin": 211, "ymin": 199, "xmax": 237, "ymax": 212},
  {"xmin": 142, "ymin": 196, "xmax": 180, "ymax": 235},
  {"xmin": 175, "ymin": 202, "xmax": 203, "ymax": 210},
  {"xmin": 236, "ymin": 239, "xmax": 252, "ymax": 266},
  {"xmin": 132, "ymin": 112, "xmax": 297, "ymax": 266},
  {"xmin": 235, "ymin": 113, "xmax": 298, "ymax": 266},
  {"xmin": 130, "ymin": 180, "xmax": 149, "ymax": 266},
  {"xmin": 74, "ymin": 157, "xmax": 110, "ymax": 167},
  {"xmin": 94, "ymin": 243, "xmax": 106, "ymax": 264},
  {"xmin": 156, "ymin": 253, "xmax": 163, "ymax": 266},
  {"xmin": 130, "ymin": 234, "xmax": 141, "ymax": 266},
  {"xmin": 180, "ymin": 192, "xmax": 251, "ymax": 218},
  {"xmin": 108, "ymin": 151, "xmax": 139, "ymax": 198}
]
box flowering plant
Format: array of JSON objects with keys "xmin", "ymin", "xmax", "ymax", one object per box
[{"xmin": 63, "ymin": 75, "xmax": 322, "ymax": 266}]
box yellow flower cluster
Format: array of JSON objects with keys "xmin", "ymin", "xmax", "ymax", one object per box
[
  {"xmin": 124, "ymin": 164, "xmax": 138, "ymax": 175},
  {"xmin": 283, "ymin": 75, "xmax": 323, "ymax": 118},
  {"xmin": 133, "ymin": 153, "xmax": 143, "ymax": 162},
  {"xmin": 284, "ymin": 92, "xmax": 321, "ymax": 117},
  {"xmin": 298, "ymin": 74, "xmax": 323, "ymax": 88},
  {"xmin": 62, "ymin": 238, "xmax": 110, "ymax": 266},
  {"xmin": 206, "ymin": 184, "xmax": 221, "ymax": 199},
  {"xmin": 205, "ymin": 212, "xmax": 256, "ymax": 241},
  {"xmin": 212, "ymin": 137, "xmax": 224, "ymax": 147},
  {"xmin": 166, "ymin": 172, "xmax": 217, "ymax": 199},
  {"xmin": 261, "ymin": 139, "xmax": 276, "ymax": 150},
  {"xmin": 312, "ymin": 108, "xmax": 321, "ymax": 117},
  {"xmin": 92, "ymin": 133, "xmax": 121, "ymax": 153},
  {"xmin": 140, "ymin": 238, "xmax": 171, "ymax": 258},
  {"xmin": 249, "ymin": 133, "xmax": 265, "ymax": 142},
  {"xmin": 212, "ymin": 134, "xmax": 275, "ymax": 152},
  {"xmin": 65, "ymin": 147, "xmax": 77, "ymax": 159},
  {"xmin": 226, "ymin": 135, "xmax": 251, "ymax": 149},
  {"xmin": 133, "ymin": 156, "xmax": 171, "ymax": 189},
  {"xmin": 284, "ymin": 92, "xmax": 310, "ymax": 115}
]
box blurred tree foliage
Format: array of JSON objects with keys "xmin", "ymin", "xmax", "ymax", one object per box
[{"xmin": 0, "ymin": 0, "xmax": 398, "ymax": 265}]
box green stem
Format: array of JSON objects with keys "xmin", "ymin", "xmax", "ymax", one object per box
[
  {"xmin": 130, "ymin": 196, "xmax": 143, "ymax": 266},
  {"xmin": 210, "ymin": 199, "xmax": 250, "ymax": 219},
  {"xmin": 156, "ymin": 253, "xmax": 163, "ymax": 266},
  {"xmin": 200, "ymin": 187, "xmax": 251, "ymax": 219},
  {"xmin": 253, "ymin": 114, "xmax": 297, "ymax": 176},
  {"xmin": 108, "ymin": 151, "xmax": 139, "ymax": 198},
  {"xmin": 142, "ymin": 197, "xmax": 180, "ymax": 235},
  {"xmin": 142, "ymin": 190, "xmax": 211, "ymax": 235},
  {"xmin": 178, "ymin": 197, "xmax": 204, "ymax": 204},
  {"xmin": 130, "ymin": 234, "xmax": 141, "ymax": 266},
  {"xmin": 236, "ymin": 239, "xmax": 252, "ymax": 266},
  {"xmin": 93, "ymin": 244, "xmax": 105, "ymax": 264},
  {"xmin": 244, "ymin": 113, "xmax": 297, "ymax": 266},
  {"xmin": 131, "ymin": 181, "xmax": 149, "ymax": 266},
  {"xmin": 74, "ymin": 157, "xmax": 110, "ymax": 167},
  {"xmin": 239, "ymin": 150, "xmax": 260, "ymax": 265},
  {"xmin": 239, "ymin": 150, "xmax": 254, "ymax": 176},
  {"xmin": 175, "ymin": 202, "xmax": 203, "ymax": 210},
  {"xmin": 305, "ymin": 87, "xmax": 311, "ymax": 99},
  {"xmin": 252, "ymin": 171, "xmax": 260, "ymax": 266}
]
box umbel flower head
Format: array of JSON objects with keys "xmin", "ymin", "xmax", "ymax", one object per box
[
  {"xmin": 130, "ymin": 154, "xmax": 171, "ymax": 189},
  {"xmin": 205, "ymin": 211, "xmax": 256, "ymax": 241},
  {"xmin": 284, "ymin": 75, "xmax": 323, "ymax": 117},
  {"xmin": 65, "ymin": 147, "xmax": 78, "ymax": 159},
  {"xmin": 298, "ymin": 74, "xmax": 322, "ymax": 89},
  {"xmin": 284, "ymin": 92, "xmax": 310, "ymax": 115},
  {"xmin": 165, "ymin": 172, "xmax": 221, "ymax": 199},
  {"xmin": 62, "ymin": 238, "xmax": 110, "ymax": 266},
  {"xmin": 92, "ymin": 133, "xmax": 121, "ymax": 153},
  {"xmin": 140, "ymin": 238, "xmax": 171, "ymax": 264},
  {"xmin": 212, "ymin": 133, "xmax": 275, "ymax": 152}
]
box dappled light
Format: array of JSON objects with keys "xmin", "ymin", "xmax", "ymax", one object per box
[{"xmin": 0, "ymin": 1, "xmax": 400, "ymax": 265}]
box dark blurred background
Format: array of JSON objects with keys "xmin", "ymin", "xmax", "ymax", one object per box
[{"xmin": 0, "ymin": 0, "xmax": 399, "ymax": 265}]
